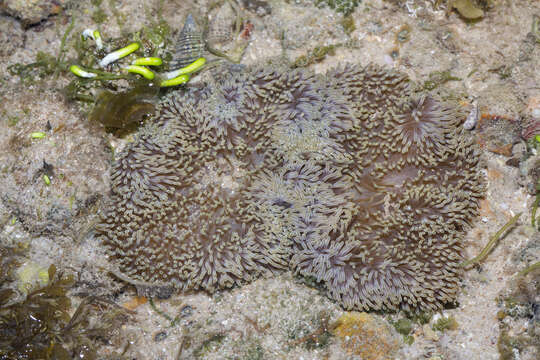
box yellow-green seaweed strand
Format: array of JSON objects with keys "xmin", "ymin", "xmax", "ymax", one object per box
[
  {"xmin": 518, "ymin": 261, "xmax": 540, "ymax": 276},
  {"xmin": 532, "ymin": 189, "xmax": 539, "ymax": 227},
  {"xmin": 70, "ymin": 65, "xmax": 97, "ymax": 78},
  {"xmin": 132, "ymin": 57, "xmax": 163, "ymax": 66},
  {"xmin": 160, "ymin": 74, "xmax": 190, "ymax": 87},
  {"xmin": 99, "ymin": 42, "xmax": 140, "ymax": 67},
  {"xmin": 125, "ymin": 65, "xmax": 155, "ymax": 80},
  {"xmin": 162, "ymin": 57, "xmax": 206, "ymax": 80},
  {"xmin": 93, "ymin": 30, "xmax": 103, "ymax": 49},
  {"xmin": 461, "ymin": 213, "xmax": 521, "ymax": 268},
  {"xmin": 30, "ymin": 132, "xmax": 46, "ymax": 139},
  {"xmin": 82, "ymin": 29, "xmax": 103, "ymax": 49}
]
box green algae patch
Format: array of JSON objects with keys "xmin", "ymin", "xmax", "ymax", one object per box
[
  {"xmin": 423, "ymin": 70, "xmax": 461, "ymax": 91},
  {"xmin": 451, "ymin": 0, "xmax": 484, "ymax": 20},
  {"xmin": 15, "ymin": 262, "xmax": 50, "ymax": 292},
  {"xmin": 333, "ymin": 312, "xmax": 400, "ymax": 357},
  {"xmin": 193, "ymin": 333, "xmax": 226, "ymax": 358},
  {"xmin": 295, "ymin": 274, "xmax": 327, "ymax": 293},
  {"xmin": 243, "ymin": 341, "xmax": 264, "ymax": 360},
  {"xmin": 288, "ymin": 311, "xmax": 333, "ymax": 350},
  {"xmin": 91, "ymin": 7, "xmax": 108, "ymax": 24},
  {"xmin": 8, "ymin": 51, "xmax": 60, "ymax": 84},
  {"xmin": 392, "ymin": 317, "xmax": 416, "ymax": 345},
  {"xmin": 314, "ymin": 0, "xmax": 360, "ymax": 15},
  {"xmin": 89, "ymin": 80, "xmax": 159, "ymax": 131},
  {"xmin": 7, "ymin": 18, "xmax": 74, "ymax": 84},
  {"xmin": 340, "ymin": 14, "xmax": 356, "ymax": 35},
  {"xmin": 0, "ymin": 260, "xmax": 131, "ymax": 360},
  {"xmin": 6, "ymin": 114, "xmax": 20, "ymax": 127},
  {"xmin": 496, "ymin": 267, "xmax": 540, "ymax": 360},
  {"xmin": 293, "ymin": 44, "xmax": 337, "ymax": 68},
  {"xmin": 498, "ymin": 330, "xmax": 536, "ymax": 360},
  {"xmin": 411, "ymin": 312, "xmax": 434, "ymax": 325},
  {"xmin": 393, "ymin": 318, "xmax": 413, "ymax": 335},
  {"xmin": 432, "ymin": 316, "xmax": 458, "ymax": 332}
]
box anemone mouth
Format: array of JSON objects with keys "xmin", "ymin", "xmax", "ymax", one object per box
[
  {"xmin": 389, "ymin": 96, "xmax": 457, "ymax": 161},
  {"xmin": 205, "ymin": 86, "xmax": 246, "ymax": 132}
]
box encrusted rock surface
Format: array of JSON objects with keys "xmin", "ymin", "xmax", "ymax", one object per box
[{"xmin": 1, "ymin": 0, "xmax": 66, "ymax": 27}]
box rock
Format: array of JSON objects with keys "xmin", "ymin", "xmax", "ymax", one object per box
[
  {"xmin": 333, "ymin": 312, "xmax": 400, "ymax": 359},
  {"xmin": 240, "ymin": 0, "xmax": 271, "ymax": 16},
  {"xmin": 0, "ymin": 15, "xmax": 25, "ymax": 57},
  {"xmin": 1, "ymin": 0, "xmax": 65, "ymax": 27},
  {"xmin": 475, "ymin": 113, "xmax": 521, "ymax": 157},
  {"xmin": 423, "ymin": 324, "xmax": 440, "ymax": 341},
  {"xmin": 522, "ymin": 95, "xmax": 540, "ymax": 140},
  {"xmin": 451, "ymin": 0, "xmax": 484, "ymax": 20}
]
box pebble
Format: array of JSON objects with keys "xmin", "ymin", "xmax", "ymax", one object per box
[
  {"xmin": 1, "ymin": 0, "xmax": 65, "ymax": 27},
  {"xmin": 423, "ymin": 324, "xmax": 439, "ymax": 341},
  {"xmin": 463, "ymin": 100, "xmax": 479, "ymax": 130}
]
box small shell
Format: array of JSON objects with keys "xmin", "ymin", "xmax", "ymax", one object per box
[
  {"xmin": 206, "ymin": 1, "xmax": 236, "ymax": 46},
  {"xmin": 170, "ymin": 14, "xmax": 205, "ymax": 70},
  {"xmin": 464, "ymin": 100, "xmax": 478, "ymax": 130}
]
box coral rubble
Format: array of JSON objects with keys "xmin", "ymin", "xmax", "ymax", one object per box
[
  {"xmin": 96, "ymin": 62, "xmax": 484, "ymax": 311},
  {"xmin": 333, "ymin": 312, "xmax": 400, "ymax": 358}
]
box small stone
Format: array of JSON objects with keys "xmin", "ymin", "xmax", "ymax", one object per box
[
  {"xmin": 239, "ymin": 0, "xmax": 271, "ymax": 16},
  {"xmin": 0, "ymin": 15, "xmax": 24, "ymax": 57},
  {"xmin": 451, "ymin": 0, "xmax": 484, "ymax": 20},
  {"xmin": 180, "ymin": 304, "xmax": 193, "ymax": 318},
  {"xmin": 333, "ymin": 312, "xmax": 400, "ymax": 359},
  {"xmin": 153, "ymin": 331, "xmax": 168, "ymax": 342},
  {"xmin": 1, "ymin": 0, "xmax": 66, "ymax": 27},
  {"xmin": 423, "ymin": 324, "xmax": 439, "ymax": 341},
  {"xmin": 393, "ymin": 318, "xmax": 413, "ymax": 335},
  {"xmin": 522, "ymin": 95, "xmax": 540, "ymax": 140},
  {"xmin": 16, "ymin": 261, "xmax": 50, "ymax": 293},
  {"xmin": 475, "ymin": 113, "xmax": 520, "ymax": 156},
  {"xmin": 463, "ymin": 100, "xmax": 478, "ymax": 130},
  {"xmin": 527, "ymin": 96, "xmax": 540, "ymax": 120}
]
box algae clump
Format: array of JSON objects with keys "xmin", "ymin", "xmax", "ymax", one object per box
[
  {"xmin": 451, "ymin": 0, "xmax": 484, "ymax": 20},
  {"xmin": 0, "ymin": 263, "xmax": 130, "ymax": 360},
  {"xmin": 90, "ymin": 80, "xmax": 159, "ymax": 131},
  {"xmin": 314, "ymin": 0, "xmax": 360, "ymax": 15},
  {"xmin": 432, "ymin": 316, "xmax": 458, "ymax": 332}
]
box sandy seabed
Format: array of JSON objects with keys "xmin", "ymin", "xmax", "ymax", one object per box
[{"xmin": 0, "ymin": 0, "xmax": 539, "ymax": 359}]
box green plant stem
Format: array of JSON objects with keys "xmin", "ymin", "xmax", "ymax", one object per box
[
  {"xmin": 55, "ymin": 17, "xmax": 75, "ymax": 77},
  {"xmin": 518, "ymin": 261, "xmax": 540, "ymax": 276},
  {"xmin": 532, "ymin": 191, "xmax": 539, "ymax": 227},
  {"xmin": 148, "ymin": 297, "xmax": 180, "ymax": 326},
  {"xmin": 461, "ymin": 213, "xmax": 521, "ymax": 268}
]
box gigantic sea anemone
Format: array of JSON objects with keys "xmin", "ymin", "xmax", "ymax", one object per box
[{"xmin": 95, "ymin": 62, "xmax": 484, "ymax": 311}]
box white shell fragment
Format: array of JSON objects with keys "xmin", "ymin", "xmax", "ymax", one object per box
[{"xmin": 464, "ymin": 100, "xmax": 479, "ymax": 130}]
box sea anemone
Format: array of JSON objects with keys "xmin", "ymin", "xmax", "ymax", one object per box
[
  {"xmin": 96, "ymin": 62, "xmax": 484, "ymax": 311},
  {"xmin": 290, "ymin": 66, "xmax": 483, "ymax": 311}
]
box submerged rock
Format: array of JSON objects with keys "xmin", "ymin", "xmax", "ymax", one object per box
[{"xmin": 1, "ymin": 0, "xmax": 65, "ymax": 27}]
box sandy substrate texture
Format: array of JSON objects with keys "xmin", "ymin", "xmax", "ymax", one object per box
[{"xmin": 0, "ymin": 0, "xmax": 539, "ymax": 359}]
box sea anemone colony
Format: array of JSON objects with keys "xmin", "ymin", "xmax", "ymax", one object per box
[{"xmin": 95, "ymin": 62, "xmax": 484, "ymax": 311}]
